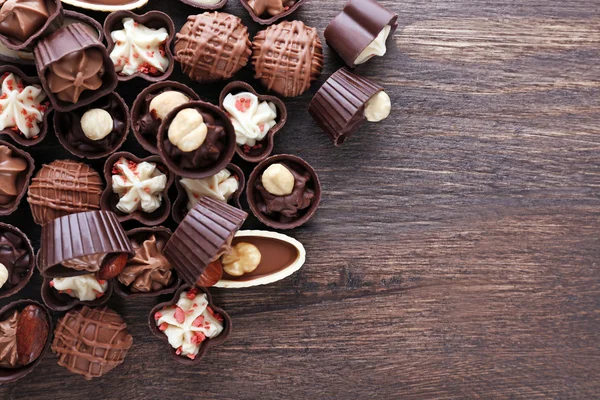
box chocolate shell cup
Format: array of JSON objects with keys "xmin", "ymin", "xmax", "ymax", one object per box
[
  {"xmin": 104, "ymin": 10, "xmax": 175, "ymax": 82},
  {"xmin": 177, "ymin": 0, "xmax": 227, "ymax": 10},
  {"xmin": 172, "ymin": 163, "xmax": 245, "ymax": 224},
  {"xmin": 308, "ymin": 67, "xmax": 383, "ymax": 146},
  {"xmin": 164, "ymin": 196, "xmax": 247, "ymax": 287},
  {"xmin": 131, "ymin": 81, "xmax": 200, "ymax": 155},
  {"xmin": 324, "ymin": 0, "xmax": 398, "ymax": 68},
  {"xmin": 240, "ymin": 0, "xmax": 306, "ymax": 25},
  {"xmin": 0, "ymin": 0, "xmax": 63, "ymax": 52},
  {"xmin": 148, "ymin": 284, "xmax": 232, "ymax": 365},
  {"xmin": 34, "ymin": 23, "xmax": 119, "ymax": 113},
  {"xmin": 247, "ymin": 154, "xmax": 321, "ymax": 230},
  {"xmin": 64, "ymin": 10, "xmax": 105, "ymax": 42},
  {"xmin": 60, "ymin": 0, "xmax": 148, "ymax": 12},
  {"xmin": 0, "ymin": 300, "xmax": 53, "ymax": 384},
  {"xmin": 0, "ymin": 65, "xmax": 52, "ymax": 147},
  {"xmin": 114, "ymin": 227, "xmax": 181, "ymax": 299},
  {"xmin": 101, "ymin": 152, "xmax": 174, "ymax": 226},
  {"xmin": 0, "ymin": 141, "xmax": 35, "ymax": 217},
  {"xmin": 41, "ymin": 276, "xmax": 114, "ymax": 312},
  {"xmin": 38, "ymin": 210, "xmax": 134, "ymax": 278},
  {"xmin": 54, "ymin": 92, "xmax": 129, "ymax": 159},
  {"xmin": 157, "ymin": 101, "xmax": 237, "ymax": 179},
  {"xmin": 218, "ymin": 81, "xmax": 287, "ymax": 163},
  {"xmin": 0, "ymin": 223, "xmax": 35, "ymax": 300}
]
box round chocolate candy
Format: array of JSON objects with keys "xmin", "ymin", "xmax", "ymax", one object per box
[{"xmin": 0, "ymin": 223, "xmax": 35, "ymax": 300}]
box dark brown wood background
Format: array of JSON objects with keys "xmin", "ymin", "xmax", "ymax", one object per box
[{"xmin": 1, "ymin": 0, "xmax": 599, "ymax": 398}]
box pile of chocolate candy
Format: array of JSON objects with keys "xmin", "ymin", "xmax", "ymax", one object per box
[{"xmin": 0, "ymin": 0, "xmax": 396, "ymax": 383}]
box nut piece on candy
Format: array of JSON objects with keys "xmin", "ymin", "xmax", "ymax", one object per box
[
  {"xmin": 222, "ymin": 242, "xmax": 261, "ymax": 277},
  {"xmin": 80, "ymin": 108, "xmax": 114, "ymax": 141},
  {"xmin": 168, "ymin": 108, "xmax": 208, "ymax": 152},
  {"xmin": 0, "ymin": 263, "xmax": 8, "ymax": 288},
  {"xmin": 261, "ymin": 163, "xmax": 294, "ymax": 196},
  {"xmin": 16, "ymin": 304, "xmax": 49, "ymax": 366},
  {"xmin": 150, "ymin": 91, "xmax": 190, "ymax": 121}
]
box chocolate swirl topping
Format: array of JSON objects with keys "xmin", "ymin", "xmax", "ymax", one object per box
[{"xmin": 0, "ymin": 309, "xmax": 18, "ymax": 368}]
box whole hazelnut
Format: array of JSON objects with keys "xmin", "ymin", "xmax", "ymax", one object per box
[
  {"xmin": 0, "ymin": 263, "xmax": 7, "ymax": 289},
  {"xmin": 168, "ymin": 108, "xmax": 208, "ymax": 152},
  {"xmin": 222, "ymin": 242, "xmax": 261, "ymax": 277},
  {"xmin": 150, "ymin": 91, "xmax": 190, "ymax": 121},
  {"xmin": 80, "ymin": 108, "xmax": 114, "ymax": 141},
  {"xmin": 262, "ymin": 163, "xmax": 295, "ymax": 196}
]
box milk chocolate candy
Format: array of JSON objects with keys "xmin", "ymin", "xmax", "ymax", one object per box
[
  {"xmin": 0, "ymin": 223, "xmax": 35, "ymax": 300},
  {"xmin": 0, "ymin": 0, "xmax": 63, "ymax": 51},
  {"xmin": 41, "ymin": 276, "xmax": 114, "ymax": 312},
  {"xmin": 0, "ymin": 141, "xmax": 34, "ymax": 217},
  {"xmin": 61, "ymin": 0, "xmax": 148, "ymax": 12},
  {"xmin": 34, "ymin": 23, "xmax": 118, "ymax": 112},
  {"xmin": 324, "ymin": 0, "xmax": 398, "ymax": 68},
  {"xmin": 164, "ymin": 196, "xmax": 247, "ymax": 287},
  {"xmin": 240, "ymin": 0, "xmax": 305, "ymax": 25},
  {"xmin": 177, "ymin": 0, "xmax": 227, "ymax": 10}
]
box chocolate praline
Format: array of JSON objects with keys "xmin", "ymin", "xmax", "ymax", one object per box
[
  {"xmin": 60, "ymin": 0, "xmax": 148, "ymax": 12},
  {"xmin": 54, "ymin": 92, "xmax": 129, "ymax": 159},
  {"xmin": 177, "ymin": 0, "xmax": 227, "ymax": 10},
  {"xmin": 0, "ymin": 0, "xmax": 63, "ymax": 51},
  {"xmin": 240, "ymin": 0, "xmax": 306, "ymax": 25},
  {"xmin": 0, "ymin": 141, "xmax": 35, "ymax": 217},
  {"xmin": 157, "ymin": 101, "xmax": 236, "ymax": 179},
  {"xmin": 40, "ymin": 275, "xmax": 114, "ymax": 312},
  {"xmin": 0, "ymin": 223, "xmax": 35, "ymax": 300},
  {"xmin": 247, "ymin": 154, "xmax": 321, "ymax": 230}
]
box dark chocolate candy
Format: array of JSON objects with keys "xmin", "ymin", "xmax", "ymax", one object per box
[
  {"xmin": 240, "ymin": 0, "xmax": 305, "ymax": 25},
  {"xmin": 0, "ymin": 141, "xmax": 34, "ymax": 217},
  {"xmin": 0, "ymin": 223, "xmax": 34, "ymax": 300},
  {"xmin": 0, "ymin": 0, "xmax": 62, "ymax": 51},
  {"xmin": 41, "ymin": 276, "xmax": 113, "ymax": 312}
]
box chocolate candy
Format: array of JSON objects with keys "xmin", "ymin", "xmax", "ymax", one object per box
[
  {"xmin": 41, "ymin": 275, "xmax": 113, "ymax": 312},
  {"xmin": 174, "ymin": 12, "xmax": 251, "ymax": 83},
  {"xmin": 241, "ymin": 0, "xmax": 305, "ymax": 25},
  {"xmin": 324, "ymin": 0, "xmax": 398, "ymax": 68},
  {"xmin": 52, "ymin": 306, "xmax": 133, "ymax": 380},
  {"xmin": 34, "ymin": 23, "xmax": 118, "ymax": 112},
  {"xmin": 0, "ymin": 141, "xmax": 34, "ymax": 216},
  {"xmin": 27, "ymin": 159, "xmax": 104, "ymax": 226},
  {"xmin": 252, "ymin": 21, "xmax": 323, "ymax": 97},
  {"xmin": 177, "ymin": 0, "xmax": 227, "ymax": 10},
  {"xmin": 0, "ymin": 223, "xmax": 34, "ymax": 300},
  {"xmin": 0, "ymin": 0, "xmax": 62, "ymax": 51}
]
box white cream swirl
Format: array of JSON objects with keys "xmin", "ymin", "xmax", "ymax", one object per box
[
  {"xmin": 51, "ymin": 274, "xmax": 108, "ymax": 302},
  {"xmin": 112, "ymin": 158, "xmax": 167, "ymax": 214},
  {"xmin": 180, "ymin": 169, "xmax": 239, "ymax": 210},
  {"xmin": 0, "ymin": 73, "xmax": 47, "ymax": 139},
  {"xmin": 223, "ymin": 92, "xmax": 277, "ymax": 146}
]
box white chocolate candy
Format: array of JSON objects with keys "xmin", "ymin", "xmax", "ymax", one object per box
[
  {"xmin": 110, "ymin": 18, "xmax": 170, "ymax": 76},
  {"xmin": 0, "ymin": 73, "xmax": 47, "ymax": 139},
  {"xmin": 112, "ymin": 158, "xmax": 168, "ymax": 214},
  {"xmin": 168, "ymin": 108, "xmax": 208, "ymax": 152},
  {"xmin": 80, "ymin": 108, "xmax": 114, "ymax": 141},
  {"xmin": 222, "ymin": 92, "xmax": 277, "ymax": 146},
  {"xmin": 222, "ymin": 242, "xmax": 261, "ymax": 277},
  {"xmin": 262, "ymin": 163, "xmax": 295, "ymax": 196},
  {"xmin": 150, "ymin": 91, "xmax": 190, "ymax": 121},
  {"xmin": 355, "ymin": 25, "xmax": 391, "ymax": 65},
  {"xmin": 51, "ymin": 274, "xmax": 108, "ymax": 302},
  {"xmin": 364, "ymin": 91, "xmax": 391, "ymax": 122},
  {"xmin": 0, "ymin": 263, "xmax": 8, "ymax": 289},
  {"xmin": 156, "ymin": 290, "xmax": 224, "ymax": 359},
  {"xmin": 180, "ymin": 169, "xmax": 239, "ymax": 210}
]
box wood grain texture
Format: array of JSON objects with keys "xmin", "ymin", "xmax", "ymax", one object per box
[{"xmin": 1, "ymin": 0, "xmax": 600, "ymax": 399}]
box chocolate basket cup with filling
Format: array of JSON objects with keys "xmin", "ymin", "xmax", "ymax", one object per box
[
  {"xmin": 157, "ymin": 100, "xmax": 236, "ymax": 180},
  {"xmin": 0, "ymin": 223, "xmax": 35, "ymax": 300},
  {"xmin": 247, "ymin": 154, "xmax": 321, "ymax": 230},
  {"xmin": 218, "ymin": 81, "xmax": 287, "ymax": 163},
  {"xmin": 240, "ymin": 0, "xmax": 306, "ymax": 25},
  {"xmin": 0, "ymin": 141, "xmax": 34, "ymax": 217},
  {"xmin": 177, "ymin": 0, "xmax": 227, "ymax": 10},
  {"xmin": 54, "ymin": 92, "xmax": 129, "ymax": 159},
  {"xmin": 40, "ymin": 274, "xmax": 114, "ymax": 312},
  {"xmin": 0, "ymin": 0, "xmax": 63, "ymax": 51}
]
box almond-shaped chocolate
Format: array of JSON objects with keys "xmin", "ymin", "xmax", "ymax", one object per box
[
  {"xmin": 34, "ymin": 23, "xmax": 118, "ymax": 113},
  {"xmin": 247, "ymin": 154, "xmax": 321, "ymax": 229},
  {"xmin": 61, "ymin": 0, "xmax": 148, "ymax": 12},
  {"xmin": 54, "ymin": 92, "xmax": 129, "ymax": 159},
  {"xmin": 240, "ymin": 0, "xmax": 306, "ymax": 25},
  {"xmin": 0, "ymin": 141, "xmax": 34, "ymax": 217},
  {"xmin": 0, "ymin": 300, "xmax": 52, "ymax": 384},
  {"xmin": 157, "ymin": 100, "xmax": 236, "ymax": 179},
  {"xmin": 215, "ymin": 230, "xmax": 305, "ymax": 288},
  {"xmin": 101, "ymin": 152, "xmax": 174, "ymax": 226},
  {"xmin": 219, "ymin": 81, "xmax": 287, "ymax": 163},
  {"xmin": 0, "ymin": 65, "xmax": 51, "ymax": 147},
  {"xmin": 0, "ymin": 0, "xmax": 63, "ymax": 51},
  {"xmin": 114, "ymin": 227, "xmax": 181, "ymax": 299},
  {"xmin": 131, "ymin": 81, "xmax": 200, "ymax": 154},
  {"xmin": 0, "ymin": 223, "xmax": 35, "ymax": 300},
  {"xmin": 173, "ymin": 163, "xmax": 245, "ymax": 224},
  {"xmin": 177, "ymin": 0, "xmax": 227, "ymax": 10},
  {"xmin": 41, "ymin": 275, "xmax": 114, "ymax": 312},
  {"xmin": 104, "ymin": 10, "xmax": 175, "ymax": 82},
  {"xmin": 148, "ymin": 285, "xmax": 231, "ymax": 365}
]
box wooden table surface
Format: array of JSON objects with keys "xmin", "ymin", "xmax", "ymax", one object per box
[{"xmin": 1, "ymin": 0, "xmax": 599, "ymax": 399}]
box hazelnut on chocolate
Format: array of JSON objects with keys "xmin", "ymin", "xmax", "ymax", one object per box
[
  {"xmin": 80, "ymin": 108, "xmax": 113, "ymax": 141},
  {"xmin": 150, "ymin": 91, "xmax": 190, "ymax": 120},
  {"xmin": 222, "ymin": 242, "xmax": 261, "ymax": 277}
]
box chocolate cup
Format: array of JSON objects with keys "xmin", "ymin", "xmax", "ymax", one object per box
[
  {"xmin": 324, "ymin": 0, "xmax": 398, "ymax": 68},
  {"xmin": 53, "ymin": 92, "xmax": 130, "ymax": 159},
  {"xmin": 61, "ymin": 0, "xmax": 149, "ymax": 12},
  {"xmin": 0, "ymin": 141, "xmax": 35, "ymax": 217},
  {"xmin": 172, "ymin": 163, "xmax": 245, "ymax": 224},
  {"xmin": 308, "ymin": 67, "xmax": 383, "ymax": 146},
  {"xmin": 104, "ymin": 10, "xmax": 175, "ymax": 83},
  {"xmin": 218, "ymin": 81, "xmax": 287, "ymax": 163},
  {"xmin": 0, "ymin": 0, "xmax": 64, "ymax": 52},
  {"xmin": 157, "ymin": 101, "xmax": 237, "ymax": 179},
  {"xmin": 114, "ymin": 227, "xmax": 181, "ymax": 299},
  {"xmin": 34, "ymin": 23, "xmax": 119, "ymax": 113},
  {"xmin": 240, "ymin": 0, "xmax": 307, "ymax": 25},
  {"xmin": 247, "ymin": 154, "xmax": 321, "ymax": 230},
  {"xmin": 0, "ymin": 300, "xmax": 53, "ymax": 384},
  {"xmin": 101, "ymin": 152, "xmax": 175, "ymax": 226},
  {"xmin": 131, "ymin": 81, "xmax": 200, "ymax": 155},
  {"xmin": 41, "ymin": 276, "xmax": 114, "ymax": 312},
  {"xmin": 0, "ymin": 65, "xmax": 52, "ymax": 147},
  {"xmin": 148, "ymin": 284, "xmax": 232, "ymax": 365},
  {"xmin": 0, "ymin": 223, "xmax": 35, "ymax": 300},
  {"xmin": 177, "ymin": 0, "xmax": 227, "ymax": 10}
]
